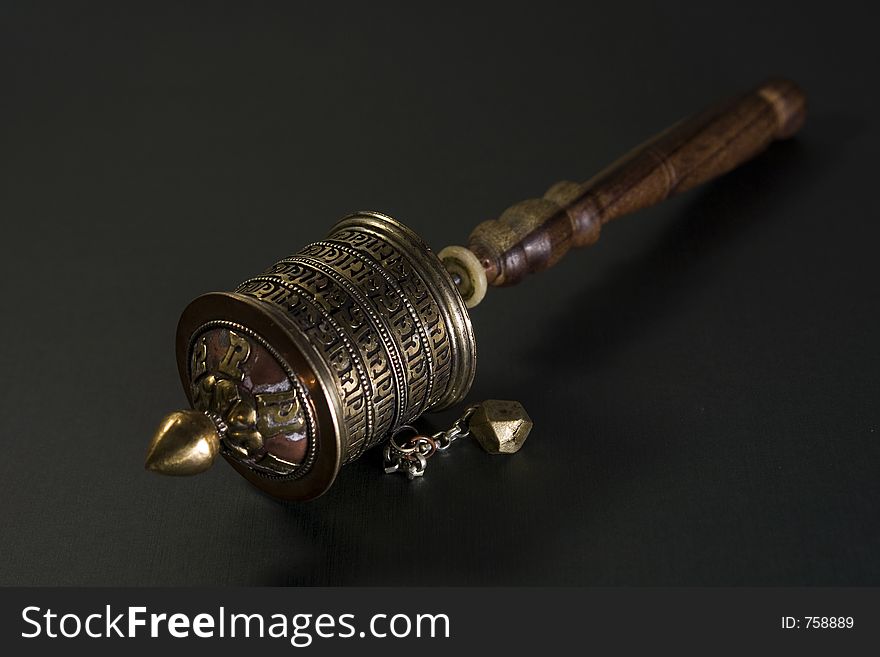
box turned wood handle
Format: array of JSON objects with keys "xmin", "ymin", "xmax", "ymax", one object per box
[{"xmin": 468, "ymin": 79, "xmax": 806, "ymax": 286}]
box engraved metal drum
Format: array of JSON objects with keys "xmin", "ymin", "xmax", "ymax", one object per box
[{"xmin": 174, "ymin": 212, "xmax": 476, "ymax": 500}]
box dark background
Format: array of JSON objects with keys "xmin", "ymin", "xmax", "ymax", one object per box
[{"xmin": 1, "ymin": 1, "xmax": 877, "ymax": 586}]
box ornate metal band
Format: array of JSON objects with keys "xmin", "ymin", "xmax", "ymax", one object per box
[{"xmin": 235, "ymin": 212, "xmax": 476, "ymax": 465}]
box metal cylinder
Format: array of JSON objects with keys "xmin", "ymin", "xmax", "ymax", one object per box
[{"xmin": 174, "ymin": 212, "xmax": 476, "ymax": 500}]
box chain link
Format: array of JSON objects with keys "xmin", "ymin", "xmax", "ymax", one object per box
[
  {"xmin": 433, "ymin": 404, "xmax": 478, "ymax": 450},
  {"xmin": 382, "ymin": 404, "xmax": 479, "ymax": 479}
]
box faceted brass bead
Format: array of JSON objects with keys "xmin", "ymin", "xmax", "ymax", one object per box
[{"xmin": 468, "ymin": 400, "xmax": 533, "ymax": 454}]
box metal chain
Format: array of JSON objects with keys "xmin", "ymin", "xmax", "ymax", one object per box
[{"xmin": 383, "ymin": 404, "xmax": 479, "ymax": 479}]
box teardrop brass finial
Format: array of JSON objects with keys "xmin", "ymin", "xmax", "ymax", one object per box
[{"xmin": 145, "ymin": 410, "xmax": 221, "ymax": 476}]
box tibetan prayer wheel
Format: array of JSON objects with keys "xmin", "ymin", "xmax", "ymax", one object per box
[
  {"xmin": 162, "ymin": 214, "xmax": 475, "ymax": 500},
  {"xmin": 147, "ymin": 79, "xmax": 807, "ymax": 500}
]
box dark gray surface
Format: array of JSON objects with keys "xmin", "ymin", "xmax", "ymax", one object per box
[{"xmin": 1, "ymin": 1, "xmax": 877, "ymax": 585}]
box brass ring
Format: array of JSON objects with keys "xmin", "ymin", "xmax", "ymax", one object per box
[
  {"xmin": 389, "ymin": 425, "xmax": 421, "ymax": 454},
  {"xmin": 407, "ymin": 435, "xmax": 437, "ymax": 459}
]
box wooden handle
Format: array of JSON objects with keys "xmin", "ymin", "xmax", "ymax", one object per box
[{"xmin": 468, "ymin": 79, "xmax": 806, "ymax": 286}]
